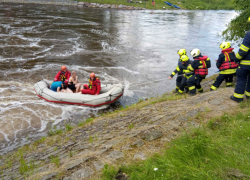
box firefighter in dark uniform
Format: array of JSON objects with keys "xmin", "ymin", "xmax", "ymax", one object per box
[
  {"xmin": 231, "ymin": 17, "xmax": 250, "ymax": 102},
  {"xmin": 210, "ymin": 42, "xmax": 238, "ymax": 91},
  {"xmin": 169, "ymin": 55, "xmax": 193, "ymax": 94},
  {"xmin": 169, "ymin": 49, "xmax": 188, "ymax": 93},
  {"xmin": 187, "ymin": 49, "xmax": 211, "ymax": 95}
]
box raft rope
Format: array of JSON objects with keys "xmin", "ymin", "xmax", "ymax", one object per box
[{"xmin": 127, "ymin": 73, "xmax": 192, "ymax": 88}]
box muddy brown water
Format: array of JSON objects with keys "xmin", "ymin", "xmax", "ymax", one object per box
[{"xmin": 0, "ymin": 3, "xmax": 237, "ymax": 154}]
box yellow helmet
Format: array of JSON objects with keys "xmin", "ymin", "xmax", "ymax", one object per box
[
  {"xmin": 190, "ymin": 49, "xmax": 201, "ymax": 57},
  {"xmin": 219, "ymin": 42, "xmax": 231, "ymax": 50},
  {"xmin": 180, "ymin": 55, "xmax": 189, "ymax": 62},
  {"xmin": 177, "ymin": 49, "xmax": 186, "ymax": 56},
  {"xmin": 248, "ymin": 17, "xmax": 250, "ymax": 23}
]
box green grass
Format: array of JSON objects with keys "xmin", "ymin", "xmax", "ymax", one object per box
[
  {"xmin": 78, "ymin": 0, "xmax": 235, "ymax": 10},
  {"xmin": 101, "ymin": 101, "xmax": 250, "ymax": 180},
  {"xmin": 65, "ymin": 124, "xmax": 73, "ymax": 132},
  {"xmin": 19, "ymin": 157, "xmax": 35, "ymax": 175},
  {"xmin": 47, "ymin": 127, "xmax": 63, "ymax": 136},
  {"xmin": 50, "ymin": 156, "xmax": 60, "ymax": 167}
]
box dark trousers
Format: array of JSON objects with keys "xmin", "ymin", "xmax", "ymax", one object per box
[
  {"xmin": 178, "ymin": 77, "xmax": 188, "ymax": 93},
  {"xmin": 211, "ymin": 74, "xmax": 234, "ymax": 90},
  {"xmin": 187, "ymin": 75, "xmax": 205, "ymax": 94},
  {"xmin": 176, "ymin": 76, "xmax": 182, "ymax": 90},
  {"xmin": 234, "ymin": 67, "xmax": 250, "ymax": 99}
]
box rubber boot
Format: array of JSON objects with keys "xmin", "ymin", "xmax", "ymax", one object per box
[
  {"xmin": 198, "ymin": 89, "xmax": 204, "ymax": 93},
  {"xmin": 189, "ymin": 92, "xmax": 196, "ymax": 96},
  {"xmin": 184, "ymin": 88, "xmax": 189, "ymax": 93},
  {"xmin": 230, "ymin": 95, "xmax": 243, "ymax": 103}
]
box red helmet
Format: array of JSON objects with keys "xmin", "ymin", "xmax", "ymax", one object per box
[
  {"xmin": 90, "ymin": 73, "xmax": 95, "ymax": 78},
  {"xmin": 61, "ymin": 66, "xmax": 67, "ymax": 71}
]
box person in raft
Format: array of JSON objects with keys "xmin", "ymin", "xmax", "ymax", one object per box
[
  {"xmin": 81, "ymin": 73, "xmax": 101, "ymax": 95},
  {"xmin": 50, "ymin": 81, "xmax": 73, "ymax": 93},
  {"xmin": 68, "ymin": 71, "xmax": 81, "ymax": 92},
  {"xmin": 54, "ymin": 66, "xmax": 71, "ymax": 85}
]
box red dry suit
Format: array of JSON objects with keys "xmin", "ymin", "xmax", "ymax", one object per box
[
  {"xmin": 54, "ymin": 70, "xmax": 71, "ymax": 84},
  {"xmin": 81, "ymin": 77, "xmax": 101, "ymax": 95}
]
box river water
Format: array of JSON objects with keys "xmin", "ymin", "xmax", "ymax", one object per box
[{"xmin": 0, "ymin": 3, "xmax": 237, "ymax": 154}]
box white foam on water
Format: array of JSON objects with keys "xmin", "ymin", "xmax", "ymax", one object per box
[
  {"xmin": 0, "ymin": 78, "xmax": 112, "ymax": 153},
  {"xmin": 83, "ymin": 66, "xmax": 140, "ymax": 75},
  {"xmin": 123, "ymin": 79, "xmax": 135, "ymax": 97},
  {"xmin": 38, "ymin": 120, "xmax": 48, "ymax": 132},
  {"xmin": 101, "ymin": 41, "xmax": 118, "ymax": 52},
  {"xmin": 91, "ymin": 29, "xmax": 110, "ymax": 37}
]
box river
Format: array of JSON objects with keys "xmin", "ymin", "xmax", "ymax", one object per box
[{"xmin": 0, "ymin": 3, "xmax": 238, "ymax": 154}]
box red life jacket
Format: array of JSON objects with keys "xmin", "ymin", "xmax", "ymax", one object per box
[
  {"xmin": 219, "ymin": 48, "xmax": 238, "ymax": 71},
  {"xmin": 194, "ymin": 56, "xmax": 208, "ymax": 76}
]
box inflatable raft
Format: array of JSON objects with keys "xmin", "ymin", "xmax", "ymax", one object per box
[{"xmin": 34, "ymin": 80, "xmax": 124, "ymax": 107}]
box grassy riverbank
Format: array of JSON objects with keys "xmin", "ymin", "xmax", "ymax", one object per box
[
  {"xmin": 78, "ymin": 0, "xmax": 235, "ymax": 10},
  {"xmin": 102, "ymin": 98, "xmax": 250, "ymax": 179},
  {"xmin": 0, "ymin": 74, "xmax": 245, "ymax": 180}
]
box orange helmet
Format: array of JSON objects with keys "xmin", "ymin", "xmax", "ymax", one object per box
[
  {"xmin": 90, "ymin": 73, "xmax": 95, "ymax": 78},
  {"xmin": 61, "ymin": 66, "xmax": 67, "ymax": 71}
]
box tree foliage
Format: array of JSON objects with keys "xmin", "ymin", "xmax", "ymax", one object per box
[{"xmin": 222, "ymin": 0, "xmax": 250, "ymax": 42}]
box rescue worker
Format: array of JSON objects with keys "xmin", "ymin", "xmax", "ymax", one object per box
[
  {"xmin": 54, "ymin": 66, "xmax": 71, "ymax": 85},
  {"xmin": 231, "ymin": 17, "xmax": 250, "ymax": 102},
  {"xmin": 169, "ymin": 55, "xmax": 193, "ymax": 94},
  {"xmin": 187, "ymin": 49, "xmax": 211, "ymax": 95},
  {"xmin": 81, "ymin": 73, "xmax": 101, "ymax": 95},
  {"xmin": 170, "ymin": 49, "xmax": 188, "ymax": 93},
  {"xmin": 210, "ymin": 42, "xmax": 238, "ymax": 91}
]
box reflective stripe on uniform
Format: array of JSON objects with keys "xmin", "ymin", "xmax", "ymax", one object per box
[
  {"xmin": 183, "ymin": 69, "xmax": 192, "ymax": 73},
  {"xmin": 210, "ymin": 86, "xmax": 217, "ymax": 90},
  {"xmin": 236, "ymin": 53, "xmax": 243, "ymax": 59},
  {"xmin": 188, "ymin": 65, "xmax": 194, "ymax": 71},
  {"xmin": 234, "ymin": 93, "xmax": 244, "ymax": 98},
  {"xmin": 240, "ymin": 60, "xmax": 250, "ymax": 65},
  {"xmin": 220, "ymin": 68, "xmax": 237, "ymax": 74},
  {"xmin": 189, "ymin": 86, "xmax": 195, "ymax": 90},
  {"xmin": 186, "ymin": 75, "xmax": 192, "ymax": 79},
  {"xmin": 245, "ymin": 91, "xmax": 250, "ymax": 97},
  {"xmin": 197, "ymin": 87, "xmax": 203, "ymax": 92},
  {"xmin": 172, "ymin": 72, "xmax": 176, "ymax": 76},
  {"xmin": 226, "ymin": 82, "xmax": 233, "ymax": 86},
  {"xmin": 178, "ymin": 89, "xmax": 184, "ymax": 94},
  {"xmin": 176, "ymin": 86, "xmax": 179, "ymax": 90},
  {"xmin": 176, "ymin": 66, "xmax": 180, "ymax": 71},
  {"xmin": 240, "ymin": 44, "xmax": 250, "ymax": 52}
]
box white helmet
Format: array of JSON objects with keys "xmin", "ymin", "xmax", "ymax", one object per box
[{"xmin": 190, "ymin": 49, "xmax": 201, "ymax": 57}]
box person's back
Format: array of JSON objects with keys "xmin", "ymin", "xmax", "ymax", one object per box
[
  {"xmin": 187, "ymin": 49, "xmax": 211, "ymax": 95},
  {"xmin": 50, "ymin": 81, "xmax": 63, "ymax": 92},
  {"xmin": 211, "ymin": 42, "xmax": 238, "ymax": 91}
]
